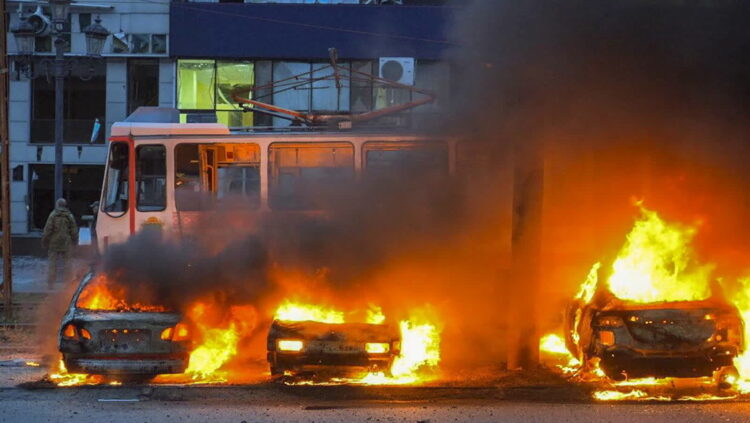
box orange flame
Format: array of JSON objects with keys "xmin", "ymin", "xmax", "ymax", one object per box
[
  {"xmin": 76, "ymin": 275, "xmax": 167, "ymax": 312},
  {"xmin": 731, "ymin": 277, "xmax": 750, "ymax": 393},
  {"xmin": 156, "ymin": 300, "xmax": 259, "ymax": 384},
  {"xmin": 606, "ymin": 206, "xmax": 712, "ymax": 303},
  {"xmin": 184, "ymin": 302, "xmax": 257, "ymax": 382},
  {"xmin": 541, "ymin": 205, "xmax": 745, "ymax": 400},
  {"xmin": 275, "ymin": 301, "xmax": 441, "ymax": 385},
  {"xmin": 49, "ymin": 359, "xmax": 104, "ymax": 387}
]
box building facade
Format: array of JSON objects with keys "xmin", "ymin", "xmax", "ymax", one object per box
[{"xmin": 5, "ymin": 0, "xmax": 453, "ymax": 252}]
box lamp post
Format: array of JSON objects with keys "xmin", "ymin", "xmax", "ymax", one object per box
[{"xmin": 11, "ymin": 4, "xmax": 109, "ymax": 201}]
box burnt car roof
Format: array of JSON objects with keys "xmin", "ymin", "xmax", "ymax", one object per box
[
  {"xmin": 269, "ymin": 319, "xmax": 399, "ymax": 342},
  {"xmin": 67, "ymin": 272, "xmax": 178, "ymax": 316},
  {"xmin": 601, "ymin": 299, "xmax": 735, "ymax": 311}
]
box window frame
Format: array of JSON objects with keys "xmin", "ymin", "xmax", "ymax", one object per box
[
  {"xmin": 267, "ymin": 141, "xmax": 355, "ymax": 211},
  {"xmin": 362, "ymin": 140, "xmax": 449, "ymax": 176},
  {"xmin": 135, "ymin": 144, "xmax": 167, "ymax": 212},
  {"xmin": 173, "ymin": 142, "xmax": 262, "ymax": 211},
  {"xmin": 127, "ymin": 58, "xmax": 160, "ymax": 115},
  {"xmin": 101, "ymin": 141, "xmax": 130, "ymax": 218},
  {"xmin": 111, "ymin": 33, "xmax": 169, "ymax": 55},
  {"xmin": 176, "ymin": 59, "xmax": 255, "ymax": 127},
  {"xmin": 30, "ymin": 59, "xmax": 106, "ymax": 144}
]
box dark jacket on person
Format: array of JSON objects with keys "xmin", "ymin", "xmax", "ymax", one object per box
[{"xmin": 41, "ymin": 207, "xmax": 79, "ymax": 252}]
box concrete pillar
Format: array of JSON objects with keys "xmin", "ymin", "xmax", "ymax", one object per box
[{"xmin": 506, "ymin": 138, "xmax": 544, "ymax": 370}]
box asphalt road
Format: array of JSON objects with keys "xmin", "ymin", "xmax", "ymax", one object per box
[
  {"xmin": 1, "ymin": 385, "xmax": 750, "ymax": 423},
  {"xmin": 2, "ymin": 363, "xmax": 750, "ymax": 423}
]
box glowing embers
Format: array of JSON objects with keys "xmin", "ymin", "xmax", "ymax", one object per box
[
  {"xmin": 538, "ymin": 334, "xmax": 580, "ymax": 375},
  {"xmin": 594, "ymin": 390, "xmax": 736, "ymax": 401},
  {"xmin": 76, "ymin": 274, "xmax": 167, "ymax": 313},
  {"xmin": 49, "ymin": 359, "xmax": 104, "ymax": 387},
  {"xmin": 272, "ymin": 301, "xmax": 441, "ymax": 385},
  {"xmin": 593, "ymin": 378, "xmax": 738, "ymax": 402}
]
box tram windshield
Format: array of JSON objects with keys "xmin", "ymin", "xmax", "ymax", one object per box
[{"xmin": 102, "ymin": 142, "xmax": 129, "ymax": 215}]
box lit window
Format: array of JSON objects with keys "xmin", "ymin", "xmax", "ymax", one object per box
[
  {"xmin": 177, "ymin": 60, "xmax": 254, "ymax": 127},
  {"xmin": 177, "ymin": 59, "xmax": 216, "ymax": 110}
]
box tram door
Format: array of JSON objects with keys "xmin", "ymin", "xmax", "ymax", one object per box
[
  {"xmin": 199, "ymin": 145, "xmax": 218, "ymax": 193},
  {"xmin": 176, "ymin": 143, "xmax": 261, "ymax": 210}
]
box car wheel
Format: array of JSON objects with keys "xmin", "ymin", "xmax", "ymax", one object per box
[
  {"xmin": 270, "ymin": 366, "xmax": 285, "ymax": 378},
  {"xmin": 714, "ymin": 366, "xmax": 739, "ymax": 390},
  {"xmin": 599, "ymin": 363, "xmax": 627, "ymax": 381}
]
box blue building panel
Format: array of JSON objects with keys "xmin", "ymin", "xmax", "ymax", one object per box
[{"xmin": 170, "ymin": 3, "xmax": 454, "ymax": 60}]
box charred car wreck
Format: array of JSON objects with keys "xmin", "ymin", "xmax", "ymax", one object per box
[
  {"xmin": 267, "ymin": 320, "xmax": 400, "ymax": 379},
  {"xmin": 567, "ymin": 287, "xmax": 744, "ymax": 387},
  {"xmin": 59, "ymin": 273, "xmax": 191, "ymax": 379}
]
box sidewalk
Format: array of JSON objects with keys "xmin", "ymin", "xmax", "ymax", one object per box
[{"xmin": 0, "ymin": 256, "xmax": 91, "ymax": 293}]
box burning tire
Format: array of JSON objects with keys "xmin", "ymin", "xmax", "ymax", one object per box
[{"xmin": 714, "ymin": 366, "xmax": 740, "ymax": 390}]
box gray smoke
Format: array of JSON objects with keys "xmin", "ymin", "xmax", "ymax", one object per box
[
  {"xmin": 448, "ymin": 0, "xmax": 750, "ymax": 341},
  {"xmin": 86, "ymin": 0, "xmax": 750, "ymax": 375},
  {"xmin": 100, "ymin": 229, "xmax": 270, "ymax": 312}
]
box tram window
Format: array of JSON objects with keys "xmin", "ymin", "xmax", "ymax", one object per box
[
  {"xmin": 217, "ymin": 166, "xmax": 260, "ymax": 205},
  {"xmin": 102, "ymin": 142, "xmax": 129, "ymax": 215},
  {"xmin": 174, "ymin": 144, "xmax": 204, "ymax": 211},
  {"xmin": 175, "ymin": 143, "xmax": 261, "ymax": 211},
  {"xmin": 365, "ymin": 143, "xmax": 448, "ymax": 180},
  {"xmin": 136, "ymin": 145, "xmax": 166, "ymax": 211},
  {"xmin": 268, "ymin": 143, "xmax": 354, "ymax": 210}
]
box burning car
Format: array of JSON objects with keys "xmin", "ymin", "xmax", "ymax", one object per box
[
  {"xmin": 566, "ymin": 290, "xmax": 743, "ymax": 386},
  {"xmin": 58, "ymin": 272, "xmax": 191, "ymax": 380},
  {"xmin": 266, "ymin": 302, "xmax": 401, "ymax": 379},
  {"xmin": 559, "ymin": 206, "xmax": 746, "ymax": 389}
]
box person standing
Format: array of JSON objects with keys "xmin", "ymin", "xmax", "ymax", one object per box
[{"xmin": 41, "ymin": 198, "xmax": 79, "ymax": 289}]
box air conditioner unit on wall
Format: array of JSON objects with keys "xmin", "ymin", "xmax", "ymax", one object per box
[{"xmin": 378, "ymin": 57, "xmax": 415, "ymax": 86}]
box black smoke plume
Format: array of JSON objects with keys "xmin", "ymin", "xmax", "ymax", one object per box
[{"xmin": 65, "ymin": 0, "xmax": 750, "ymax": 375}]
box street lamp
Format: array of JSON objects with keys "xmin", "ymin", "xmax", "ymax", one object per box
[
  {"xmin": 10, "ymin": 8, "xmax": 109, "ymax": 201},
  {"xmin": 83, "ymin": 17, "xmax": 109, "ymax": 57},
  {"xmin": 49, "ymin": 0, "xmax": 71, "ymax": 28},
  {"xmin": 10, "ymin": 15, "xmax": 35, "ymax": 55}
]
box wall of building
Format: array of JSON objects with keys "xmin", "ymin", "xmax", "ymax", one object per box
[
  {"xmin": 5, "ymin": 1, "xmax": 453, "ymax": 245},
  {"xmin": 6, "ymin": 0, "xmax": 172, "ymax": 239}
]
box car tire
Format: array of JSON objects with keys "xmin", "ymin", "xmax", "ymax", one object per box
[
  {"xmin": 270, "ymin": 366, "xmax": 285, "ymax": 378},
  {"xmin": 714, "ymin": 366, "xmax": 739, "ymax": 390},
  {"xmin": 599, "ymin": 362, "xmax": 627, "ymax": 381}
]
